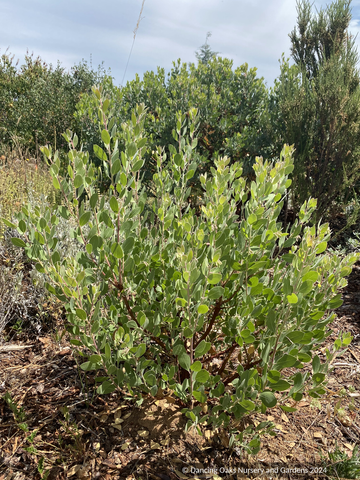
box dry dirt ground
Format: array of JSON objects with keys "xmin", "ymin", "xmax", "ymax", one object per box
[{"xmin": 0, "ymin": 259, "xmax": 360, "ymax": 479}]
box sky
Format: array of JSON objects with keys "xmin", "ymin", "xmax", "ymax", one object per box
[{"xmin": 2, "ymin": 0, "xmax": 360, "ymax": 88}]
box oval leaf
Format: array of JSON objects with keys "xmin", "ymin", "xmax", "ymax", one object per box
[
  {"xmin": 132, "ymin": 159, "xmax": 144, "ymax": 173},
  {"xmin": 190, "ymin": 361, "xmax": 202, "ymax": 372},
  {"xmin": 208, "ymin": 273, "xmax": 222, "ymax": 285},
  {"xmin": 287, "ymin": 293, "xmax": 298, "ymax": 304},
  {"xmin": 207, "ymin": 286, "xmax": 224, "ymax": 300},
  {"xmin": 195, "ymin": 370, "xmax": 210, "ymax": 383},
  {"xmin": 52, "ymin": 177, "xmax": 60, "ymax": 190},
  {"xmin": 240, "ymin": 400, "xmax": 255, "ymax": 411},
  {"xmin": 74, "ymin": 175, "xmax": 83, "ymax": 188},
  {"xmin": 197, "ymin": 304, "xmax": 209, "ymax": 314},
  {"xmin": 76, "ymin": 308, "xmax": 87, "ymax": 321},
  {"xmin": 248, "ymin": 214, "xmax": 257, "ymax": 225},
  {"xmin": 178, "ymin": 352, "xmax": 191, "ymax": 371},
  {"xmin": 110, "ymin": 196, "xmax": 119, "ymax": 213},
  {"xmin": 122, "ymin": 237, "xmax": 135, "ymax": 255},
  {"xmin": 111, "ymin": 242, "xmax": 124, "ymax": 259},
  {"xmin": 79, "ymin": 212, "xmax": 91, "ymax": 227},
  {"xmin": 101, "ymin": 129, "xmax": 110, "ymax": 145},
  {"xmin": 268, "ymin": 380, "xmax": 291, "ymax": 391},
  {"xmin": 11, "ymin": 237, "xmax": 26, "ymax": 248},
  {"xmin": 93, "ymin": 144, "xmax": 107, "ymax": 161},
  {"xmin": 194, "ymin": 341, "xmax": 211, "ymax": 358},
  {"xmin": 260, "ymin": 391, "xmax": 277, "ymax": 408},
  {"xmin": 274, "ymin": 354, "xmax": 297, "ymax": 370},
  {"xmin": 316, "ymin": 242, "xmax": 327, "ymax": 254}
]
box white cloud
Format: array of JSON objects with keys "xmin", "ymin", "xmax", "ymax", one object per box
[{"xmin": 2, "ymin": 0, "xmax": 360, "ymax": 87}]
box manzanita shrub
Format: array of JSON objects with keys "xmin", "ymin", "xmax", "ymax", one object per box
[{"xmin": 5, "ymin": 87, "xmax": 358, "ymax": 453}]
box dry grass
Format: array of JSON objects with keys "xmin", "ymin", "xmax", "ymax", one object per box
[{"xmin": 0, "ymin": 144, "xmax": 58, "ymax": 239}]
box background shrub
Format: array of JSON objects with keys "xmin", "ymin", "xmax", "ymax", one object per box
[
  {"xmin": 271, "ymin": 0, "xmax": 360, "ymax": 220},
  {"xmin": 0, "ymin": 50, "xmax": 108, "ymax": 156},
  {"xmin": 75, "ymin": 57, "xmax": 276, "ymax": 199}
]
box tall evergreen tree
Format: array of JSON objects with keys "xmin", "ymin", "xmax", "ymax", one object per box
[
  {"xmin": 195, "ymin": 32, "xmax": 219, "ymax": 65},
  {"xmin": 273, "ymin": 0, "xmax": 360, "ymax": 220}
]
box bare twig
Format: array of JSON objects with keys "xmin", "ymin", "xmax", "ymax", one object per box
[{"xmin": 0, "ymin": 344, "xmax": 33, "ymax": 352}]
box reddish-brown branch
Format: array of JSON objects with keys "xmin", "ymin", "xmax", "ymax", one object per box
[
  {"xmin": 217, "ymin": 342, "xmax": 237, "ymax": 376},
  {"xmin": 112, "ymin": 280, "xmax": 168, "ymax": 352},
  {"xmin": 223, "ymin": 372, "xmax": 239, "ymax": 386},
  {"xmin": 221, "ymin": 284, "xmax": 243, "ymax": 305},
  {"xmin": 201, "ymin": 343, "xmax": 238, "ymax": 364},
  {"xmin": 222, "ymin": 358, "xmax": 262, "ymax": 386},
  {"xmin": 194, "ymin": 299, "xmax": 223, "ymax": 348}
]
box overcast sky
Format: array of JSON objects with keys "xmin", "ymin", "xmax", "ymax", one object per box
[{"xmin": 2, "ymin": 0, "xmax": 360, "ymax": 88}]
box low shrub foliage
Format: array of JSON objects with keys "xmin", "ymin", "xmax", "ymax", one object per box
[{"xmin": 5, "ymin": 87, "xmax": 358, "ymax": 453}]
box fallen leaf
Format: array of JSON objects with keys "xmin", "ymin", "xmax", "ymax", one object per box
[
  {"xmin": 58, "ymin": 348, "xmax": 71, "ymax": 356},
  {"xmin": 121, "ymin": 442, "xmax": 131, "ymax": 450},
  {"xmin": 155, "ymin": 387, "xmax": 164, "ymax": 399},
  {"xmin": 275, "ymin": 424, "xmax": 287, "ymax": 433},
  {"xmin": 281, "ymin": 412, "xmax": 289, "ymax": 423},
  {"xmin": 114, "ymin": 410, "xmax": 122, "ymax": 421},
  {"xmin": 219, "ymin": 428, "xmax": 229, "ymax": 447},
  {"xmin": 138, "ymin": 430, "xmax": 149, "ymax": 438},
  {"xmin": 67, "ymin": 465, "xmax": 81, "ymax": 477},
  {"xmin": 102, "ymin": 459, "xmax": 118, "ymax": 469},
  {"xmin": 160, "ymin": 436, "xmax": 170, "ymax": 446},
  {"xmin": 111, "ymin": 405, "xmax": 127, "ymax": 413},
  {"xmin": 76, "ymin": 466, "xmax": 91, "ymax": 479},
  {"xmin": 111, "ymin": 424, "xmax": 123, "ymax": 432},
  {"xmin": 150, "ymin": 441, "xmax": 161, "ymax": 449},
  {"xmin": 247, "ymin": 345, "xmax": 255, "ymax": 355},
  {"xmin": 12, "ymin": 436, "xmax": 19, "ymax": 455},
  {"xmin": 164, "ymin": 396, "xmax": 176, "ymax": 404},
  {"xmin": 339, "ymin": 416, "xmax": 352, "ymax": 427},
  {"xmin": 37, "ymin": 383, "xmax": 45, "ymax": 394}
]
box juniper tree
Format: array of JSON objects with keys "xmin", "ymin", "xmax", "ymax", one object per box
[
  {"xmin": 195, "ymin": 32, "xmax": 219, "ymax": 65},
  {"xmin": 273, "ymin": 0, "xmax": 360, "ymax": 220}
]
